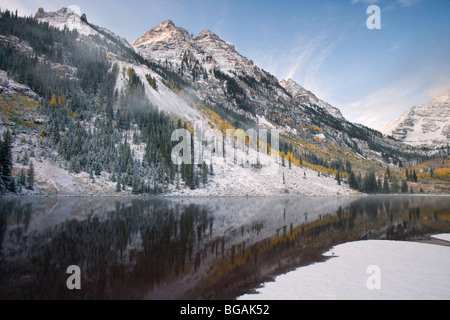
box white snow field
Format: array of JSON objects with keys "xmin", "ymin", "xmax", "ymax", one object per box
[
  {"xmin": 431, "ymin": 234, "xmax": 450, "ymax": 243},
  {"xmin": 239, "ymin": 237, "xmax": 450, "ymax": 300}
]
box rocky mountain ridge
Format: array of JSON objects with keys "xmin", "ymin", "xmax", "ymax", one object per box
[{"xmin": 381, "ymin": 90, "xmax": 450, "ymax": 149}]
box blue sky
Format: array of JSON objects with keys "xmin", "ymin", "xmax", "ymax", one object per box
[{"xmin": 1, "ymin": 0, "xmax": 449, "ymax": 129}]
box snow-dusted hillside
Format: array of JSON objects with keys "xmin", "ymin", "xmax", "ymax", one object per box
[
  {"xmin": 280, "ymin": 79, "xmax": 344, "ymax": 120},
  {"xmin": 35, "ymin": 8, "xmax": 202, "ymax": 123},
  {"xmin": 35, "ymin": 7, "xmax": 131, "ymax": 50},
  {"xmin": 380, "ymin": 90, "xmax": 450, "ymax": 149},
  {"xmin": 1, "ymin": 8, "xmax": 439, "ymax": 197}
]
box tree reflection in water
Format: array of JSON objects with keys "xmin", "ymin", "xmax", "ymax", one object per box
[{"xmin": 0, "ymin": 195, "xmax": 449, "ymax": 300}]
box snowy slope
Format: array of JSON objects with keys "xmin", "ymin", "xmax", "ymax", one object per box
[
  {"xmin": 35, "ymin": 8, "xmax": 133, "ymax": 51},
  {"xmin": 112, "ymin": 59, "xmax": 203, "ymax": 122},
  {"xmin": 240, "ymin": 239, "xmax": 450, "ymax": 300},
  {"xmin": 35, "ymin": 7, "xmax": 98, "ymax": 37},
  {"xmin": 380, "ymin": 90, "xmax": 450, "ymax": 148},
  {"xmin": 169, "ymin": 152, "xmax": 357, "ymax": 197},
  {"xmin": 35, "ymin": 9, "xmax": 201, "ymax": 122},
  {"xmin": 280, "ymin": 79, "xmax": 344, "ymax": 120}
]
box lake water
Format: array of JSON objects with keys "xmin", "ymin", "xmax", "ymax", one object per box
[{"xmin": 0, "ymin": 195, "xmax": 449, "ymax": 300}]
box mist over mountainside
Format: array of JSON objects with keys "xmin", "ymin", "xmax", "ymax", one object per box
[{"xmin": 0, "ymin": 7, "xmax": 448, "ymax": 196}]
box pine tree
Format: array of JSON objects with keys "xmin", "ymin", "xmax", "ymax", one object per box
[
  {"xmin": 202, "ymin": 162, "xmax": 208, "ymax": 187},
  {"xmin": 0, "ymin": 129, "xmax": 14, "ymax": 191},
  {"xmin": 19, "ymin": 168, "xmax": 26, "ymax": 187},
  {"xmin": 383, "ymin": 175, "xmax": 390, "ymax": 194},
  {"xmin": 391, "ymin": 177, "xmax": 400, "ymax": 193},
  {"xmin": 336, "ymin": 171, "xmax": 341, "ymax": 185},
  {"xmin": 0, "ymin": 167, "xmax": 4, "ymax": 195},
  {"xmin": 349, "ymin": 171, "xmax": 357, "ymax": 189},
  {"xmin": 401, "ymin": 179, "xmax": 408, "ymax": 193},
  {"xmin": 412, "ymin": 169, "xmax": 418, "ymax": 182},
  {"xmin": 26, "ymin": 161, "xmax": 34, "ymax": 190},
  {"xmin": 116, "ymin": 175, "xmax": 121, "ymax": 192}
]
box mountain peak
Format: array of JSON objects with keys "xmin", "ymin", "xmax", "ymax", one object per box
[
  {"xmin": 132, "ymin": 20, "xmax": 191, "ymax": 46},
  {"xmin": 35, "ymin": 7, "xmax": 97, "ymax": 37},
  {"xmin": 196, "ymin": 29, "xmax": 219, "ymax": 39},
  {"xmin": 281, "ymin": 79, "xmax": 344, "ymax": 120},
  {"xmin": 429, "ymin": 89, "xmax": 450, "ymax": 106},
  {"xmin": 158, "ymin": 20, "xmax": 175, "ymax": 28},
  {"xmin": 380, "ymin": 89, "xmax": 450, "ymax": 148}
]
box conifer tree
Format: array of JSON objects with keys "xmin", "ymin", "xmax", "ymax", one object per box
[
  {"xmin": 0, "ymin": 129, "xmax": 13, "ymax": 191},
  {"xmin": 19, "ymin": 168, "xmax": 26, "ymax": 187},
  {"xmin": 401, "ymin": 179, "xmax": 408, "ymax": 193},
  {"xmin": 383, "ymin": 175, "xmax": 390, "ymax": 194},
  {"xmin": 336, "ymin": 171, "xmax": 341, "ymax": 185},
  {"xmin": 26, "ymin": 161, "xmax": 34, "ymax": 190}
]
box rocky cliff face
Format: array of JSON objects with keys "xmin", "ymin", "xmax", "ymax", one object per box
[{"xmin": 381, "ymin": 91, "xmax": 450, "ymax": 148}]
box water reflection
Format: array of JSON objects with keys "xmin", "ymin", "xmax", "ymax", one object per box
[{"xmin": 0, "ymin": 195, "xmax": 449, "ymax": 300}]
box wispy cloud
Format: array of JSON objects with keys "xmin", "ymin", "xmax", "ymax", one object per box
[
  {"xmin": 351, "ymin": 0, "xmax": 380, "ymax": 4},
  {"xmin": 344, "ymin": 73, "xmax": 450, "ymax": 129},
  {"xmin": 397, "ymin": 0, "xmax": 421, "ymax": 7},
  {"xmin": 0, "ymin": 0, "xmax": 64, "ymax": 16},
  {"xmin": 276, "ymin": 32, "xmax": 343, "ymax": 100}
]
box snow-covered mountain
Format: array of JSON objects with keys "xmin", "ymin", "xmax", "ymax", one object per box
[
  {"xmin": 35, "ymin": 7, "xmax": 131, "ymax": 50},
  {"xmin": 380, "ymin": 91, "xmax": 450, "ymax": 148},
  {"xmin": 131, "ymin": 20, "xmax": 416, "ymax": 163},
  {"xmin": 1, "ymin": 8, "xmax": 437, "ymax": 197},
  {"xmin": 132, "ymin": 20, "xmax": 273, "ymax": 82},
  {"xmin": 280, "ymin": 79, "xmax": 344, "ymax": 120}
]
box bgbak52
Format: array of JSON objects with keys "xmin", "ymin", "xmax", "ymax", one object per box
[{"xmin": 224, "ymin": 305, "xmax": 270, "ymax": 315}]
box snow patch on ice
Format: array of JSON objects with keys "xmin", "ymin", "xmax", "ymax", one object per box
[
  {"xmin": 239, "ymin": 240, "xmax": 450, "ymax": 300},
  {"xmin": 431, "ymin": 234, "xmax": 450, "ymax": 243}
]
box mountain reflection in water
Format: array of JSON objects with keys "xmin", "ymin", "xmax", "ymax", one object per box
[{"xmin": 0, "ymin": 195, "xmax": 449, "ymax": 300}]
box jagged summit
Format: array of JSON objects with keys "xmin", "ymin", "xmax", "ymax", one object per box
[
  {"xmin": 132, "ymin": 20, "xmax": 269, "ymax": 80},
  {"xmin": 380, "ymin": 90, "xmax": 450, "ymax": 148},
  {"xmin": 34, "ymin": 7, "xmax": 132, "ymax": 49},
  {"xmin": 34, "ymin": 7, "xmax": 96, "ymax": 37},
  {"xmin": 280, "ymin": 79, "xmax": 344, "ymax": 120},
  {"xmin": 195, "ymin": 29, "xmax": 220, "ymax": 40},
  {"xmin": 132, "ymin": 20, "xmax": 191, "ymax": 46}
]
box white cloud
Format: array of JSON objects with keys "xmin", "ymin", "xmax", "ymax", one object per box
[
  {"xmin": 351, "ymin": 0, "xmax": 380, "ymax": 4},
  {"xmin": 274, "ymin": 32, "xmax": 342, "ymax": 101},
  {"xmin": 344, "ymin": 73, "xmax": 450, "ymax": 130},
  {"xmin": 0, "ymin": 0, "xmax": 63, "ymax": 16},
  {"xmin": 397, "ymin": 0, "xmax": 421, "ymax": 7}
]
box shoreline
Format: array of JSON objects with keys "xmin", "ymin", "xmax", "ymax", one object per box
[{"xmin": 2, "ymin": 193, "xmax": 450, "ymax": 199}]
